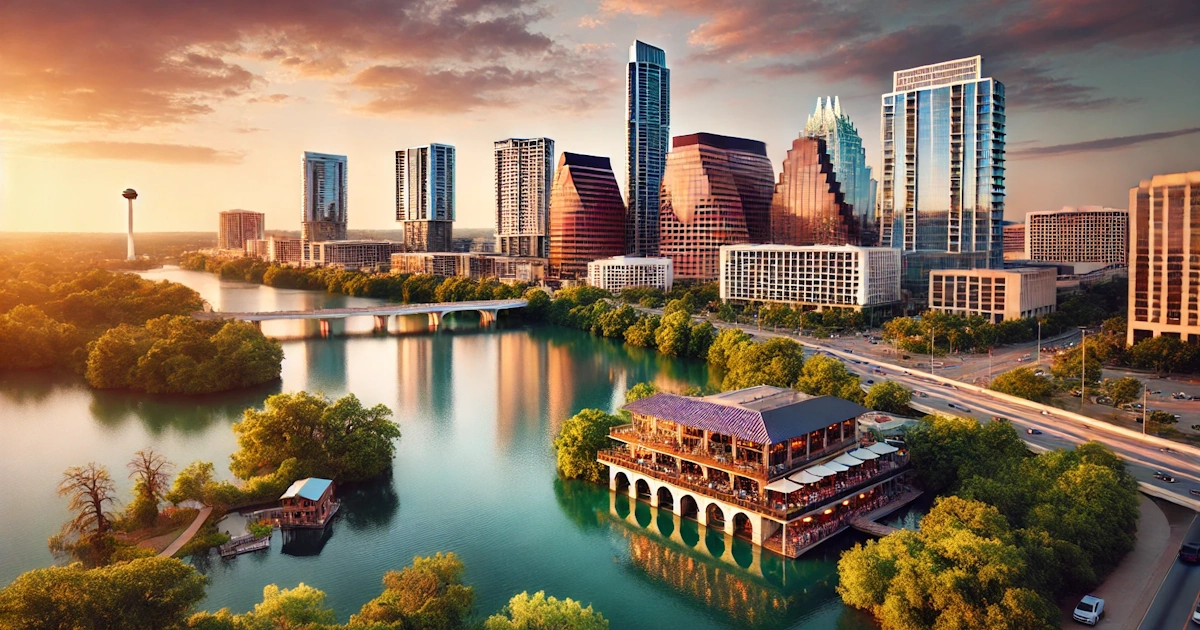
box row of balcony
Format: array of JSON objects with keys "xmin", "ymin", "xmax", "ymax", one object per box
[{"xmin": 599, "ymin": 447, "xmax": 909, "ymax": 522}]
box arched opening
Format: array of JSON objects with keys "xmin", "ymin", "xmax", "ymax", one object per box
[
  {"xmin": 656, "ymin": 487, "xmax": 674, "ymax": 511},
  {"xmin": 680, "ymin": 495, "xmax": 699, "ymax": 521},
  {"xmin": 732, "ymin": 512, "xmax": 753, "ymax": 541},
  {"xmin": 706, "ymin": 503, "xmax": 726, "ymax": 530},
  {"xmin": 614, "ymin": 472, "xmax": 630, "ymax": 494},
  {"xmin": 635, "ymin": 479, "xmax": 651, "ymax": 501}
]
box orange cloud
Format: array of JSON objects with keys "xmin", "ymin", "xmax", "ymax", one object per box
[{"xmin": 30, "ymin": 141, "xmax": 245, "ymax": 164}]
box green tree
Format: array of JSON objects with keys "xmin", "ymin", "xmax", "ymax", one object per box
[
  {"xmin": 350, "ymin": 552, "xmax": 474, "ymax": 629},
  {"xmin": 0, "ymin": 557, "xmax": 205, "ymax": 630},
  {"xmin": 793, "ymin": 355, "xmax": 863, "ymax": 403},
  {"xmin": 552, "ymin": 409, "xmax": 624, "ymax": 484},
  {"xmin": 989, "ymin": 367, "xmax": 1054, "ymax": 402},
  {"xmin": 716, "ymin": 302, "xmax": 737, "ymax": 322},
  {"xmin": 662, "ymin": 298, "xmax": 692, "ymax": 317},
  {"xmin": 484, "ymin": 591, "xmax": 609, "ymax": 630},
  {"xmin": 126, "ymin": 448, "xmax": 173, "ymax": 528},
  {"xmin": 0, "ymin": 305, "xmax": 80, "ymax": 370},
  {"xmin": 721, "ymin": 338, "xmax": 805, "ymax": 390},
  {"xmin": 166, "ymin": 461, "xmax": 216, "ymax": 506},
  {"xmin": 596, "ymin": 304, "xmax": 639, "ymax": 339},
  {"xmin": 624, "ymin": 382, "xmax": 658, "ymax": 404},
  {"xmin": 706, "ymin": 328, "xmax": 752, "ymax": 371},
  {"xmin": 522, "ymin": 287, "xmax": 551, "ymax": 321},
  {"xmin": 687, "ymin": 321, "xmax": 716, "ymax": 359},
  {"xmin": 1129, "ymin": 335, "xmax": 1198, "ymax": 374},
  {"xmin": 623, "ymin": 315, "xmax": 659, "ymax": 348},
  {"xmin": 230, "ymin": 392, "xmax": 400, "ymax": 482},
  {"xmin": 864, "ymin": 381, "xmax": 912, "ymax": 414},
  {"xmin": 1100, "ymin": 377, "xmax": 1142, "ymax": 406},
  {"xmin": 653, "ymin": 311, "xmax": 692, "ymax": 356},
  {"xmin": 1049, "ymin": 346, "xmax": 1103, "ymax": 386}
]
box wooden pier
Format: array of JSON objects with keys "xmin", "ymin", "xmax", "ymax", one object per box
[
  {"xmin": 218, "ymin": 533, "xmax": 271, "ymax": 558},
  {"xmin": 849, "ymin": 489, "xmax": 924, "ymax": 537}
]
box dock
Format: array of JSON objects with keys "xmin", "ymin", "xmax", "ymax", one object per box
[
  {"xmin": 218, "ymin": 533, "xmax": 271, "ymax": 558},
  {"xmin": 849, "ymin": 489, "xmax": 924, "ymax": 537}
]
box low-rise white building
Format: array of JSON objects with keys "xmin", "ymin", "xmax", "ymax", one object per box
[
  {"xmin": 719, "ymin": 244, "xmax": 900, "ymax": 309},
  {"xmin": 586, "ymin": 256, "xmax": 673, "ymax": 294},
  {"xmin": 929, "ymin": 267, "xmax": 1056, "ymax": 323}
]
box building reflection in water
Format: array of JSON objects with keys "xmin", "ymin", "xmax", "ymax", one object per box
[
  {"xmin": 607, "ymin": 492, "xmax": 851, "ymax": 629},
  {"xmin": 300, "ymin": 337, "xmax": 348, "ymax": 392},
  {"xmin": 280, "ymin": 525, "xmax": 334, "ymax": 557}
]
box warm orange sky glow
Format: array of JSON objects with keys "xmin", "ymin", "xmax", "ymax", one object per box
[{"xmin": 1, "ymin": 0, "xmax": 1197, "ymax": 234}]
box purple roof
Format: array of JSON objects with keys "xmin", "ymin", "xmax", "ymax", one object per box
[{"xmin": 622, "ymin": 392, "xmax": 867, "ymax": 444}]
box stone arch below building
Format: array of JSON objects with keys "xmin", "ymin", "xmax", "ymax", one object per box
[
  {"xmin": 656, "ymin": 486, "xmax": 674, "ymax": 511},
  {"xmin": 635, "ymin": 479, "xmax": 651, "ymax": 500},
  {"xmin": 732, "ymin": 512, "xmax": 753, "ymax": 541},
  {"xmin": 679, "ymin": 494, "xmax": 699, "ymax": 520},
  {"xmin": 706, "ymin": 503, "xmax": 726, "ymax": 530},
  {"xmin": 613, "ymin": 471, "xmax": 630, "ymax": 494}
]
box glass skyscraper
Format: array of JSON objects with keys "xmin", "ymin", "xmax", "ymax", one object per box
[
  {"xmin": 659, "ymin": 133, "xmax": 775, "ymax": 280},
  {"xmin": 548, "ymin": 153, "xmax": 627, "ymax": 280},
  {"xmin": 302, "ymin": 151, "xmax": 348, "ymax": 242},
  {"xmin": 625, "ymin": 40, "xmax": 670, "ymax": 257},
  {"xmin": 770, "ymin": 136, "xmax": 860, "ymax": 246},
  {"xmin": 397, "ymin": 143, "xmax": 455, "ymax": 252},
  {"xmin": 880, "ymin": 56, "xmax": 1006, "ymax": 298},
  {"xmin": 803, "ymin": 97, "xmax": 876, "ymax": 232}
]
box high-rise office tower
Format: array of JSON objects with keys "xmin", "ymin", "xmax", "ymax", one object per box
[
  {"xmin": 626, "ymin": 41, "xmax": 671, "ymax": 257},
  {"xmin": 658, "ymin": 133, "xmax": 775, "ymax": 280},
  {"xmin": 880, "ymin": 56, "xmax": 1005, "ymax": 298},
  {"xmin": 495, "ymin": 137, "xmax": 554, "ymax": 258},
  {"xmin": 770, "ymin": 136, "xmax": 860, "ymax": 246},
  {"xmin": 302, "ymin": 151, "xmax": 348, "ymax": 242},
  {"xmin": 397, "ymin": 143, "xmax": 455, "ymax": 252},
  {"xmin": 804, "ymin": 97, "xmax": 876, "ymax": 231},
  {"xmin": 548, "ymin": 153, "xmax": 627, "ymax": 279},
  {"xmin": 1127, "ymin": 171, "xmax": 1200, "ymax": 346},
  {"xmin": 218, "ymin": 210, "xmax": 265, "ymax": 250}
]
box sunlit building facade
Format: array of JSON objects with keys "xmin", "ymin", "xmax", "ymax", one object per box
[
  {"xmin": 770, "ymin": 136, "xmax": 859, "ymax": 246},
  {"xmin": 880, "ymin": 56, "xmax": 1005, "ymax": 298},
  {"xmin": 1002, "ymin": 223, "xmax": 1025, "ymax": 260},
  {"xmin": 587, "ymin": 256, "xmax": 673, "ymax": 294},
  {"xmin": 396, "ymin": 143, "xmax": 455, "ymax": 252},
  {"xmin": 720, "ymin": 244, "xmax": 900, "ymax": 310},
  {"xmin": 1128, "ymin": 172, "xmax": 1200, "ymax": 345},
  {"xmin": 302, "ymin": 151, "xmax": 348, "ymax": 242},
  {"xmin": 626, "ymin": 41, "xmax": 671, "ymax": 257},
  {"xmin": 929, "ymin": 267, "xmax": 1056, "ymax": 323},
  {"xmin": 304, "ymin": 240, "xmax": 404, "ymax": 271},
  {"xmin": 658, "ymin": 133, "xmax": 774, "ymax": 281},
  {"xmin": 599, "ymin": 385, "xmax": 916, "ymax": 558},
  {"xmin": 218, "ymin": 210, "xmax": 265, "ymax": 251},
  {"xmin": 495, "ymin": 137, "xmax": 554, "ymax": 258},
  {"xmin": 803, "ymin": 97, "xmax": 876, "ymax": 228},
  {"xmin": 548, "ymin": 153, "xmax": 627, "ymax": 279},
  {"xmin": 1026, "ymin": 206, "xmax": 1127, "ymax": 265}
]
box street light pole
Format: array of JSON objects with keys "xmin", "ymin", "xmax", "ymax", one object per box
[
  {"xmin": 1079, "ymin": 327, "xmax": 1087, "ymax": 410},
  {"xmin": 1143, "ymin": 384, "xmax": 1148, "ymax": 435},
  {"xmin": 1036, "ymin": 320, "xmax": 1042, "ymax": 368}
]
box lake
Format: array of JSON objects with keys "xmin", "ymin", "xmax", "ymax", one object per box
[{"xmin": 0, "ymin": 268, "xmax": 879, "ymax": 629}]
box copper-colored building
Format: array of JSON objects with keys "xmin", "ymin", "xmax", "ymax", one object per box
[
  {"xmin": 770, "ymin": 137, "xmax": 859, "ymax": 246},
  {"xmin": 658, "ymin": 133, "xmax": 775, "ymax": 280},
  {"xmin": 548, "ymin": 153, "xmax": 626, "ymax": 279}
]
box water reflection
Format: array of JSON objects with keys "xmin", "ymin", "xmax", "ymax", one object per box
[
  {"xmin": 282, "ymin": 525, "xmax": 335, "ymax": 556},
  {"xmin": 553, "ymin": 478, "xmax": 606, "ymax": 531},
  {"xmin": 84, "ymin": 381, "xmax": 282, "ymax": 435},
  {"xmin": 339, "ymin": 471, "xmax": 401, "ymax": 532},
  {"xmin": 604, "ymin": 492, "xmax": 875, "ymax": 629},
  {"xmin": 0, "ymin": 371, "xmax": 82, "ymax": 405}
]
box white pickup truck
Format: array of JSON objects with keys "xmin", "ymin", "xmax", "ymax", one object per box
[{"xmin": 1072, "ymin": 595, "xmax": 1104, "ymax": 626}]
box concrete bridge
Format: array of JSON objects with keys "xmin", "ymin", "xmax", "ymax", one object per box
[{"xmin": 193, "ymin": 299, "xmax": 527, "ymax": 334}]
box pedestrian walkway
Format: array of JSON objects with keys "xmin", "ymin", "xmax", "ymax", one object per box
[
  {"xmin": 158, "ymin": 506, "xmax": 213, "ymax": 558},
  {"xmin": 1059, "ymin": 494, "xmax": 1171, "ymax": 628}
]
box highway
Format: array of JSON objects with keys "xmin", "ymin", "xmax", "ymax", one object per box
[
  {"xmin": 804, "ymin": 337, "xmax": 1200, "ymax": 505},
  {"xmin": 1139, "ymin": 515, "xmax": 1200, "ymax": 629}
]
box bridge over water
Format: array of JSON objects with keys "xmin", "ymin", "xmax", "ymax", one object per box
[{"xmin": 193, "ymin": 298, "xmax": 527, "ymax": 334}]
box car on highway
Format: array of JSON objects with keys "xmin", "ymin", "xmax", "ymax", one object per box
[
  {"xmin": 1191, "ymin": 601, "xmax": 1200, "ymax": 624},
  {"xmin": 1072, "ymin": 595, "xmax": 1104, "ymax": 626},
  {"xmin": 1152, "ymin": 390, "xmax": 1163, "ymax": 394},
  {"xmin": 866, "ymin": 380, "xmax": 875, "ymax": 385},
  {"xmin": 948, "ymin": 403, "xmax": 971, "ymax": 412},
  {"xmin": 916, "ymin": 391, "xmax": 928, "ymax": 397},
  {"xmin": 1027, "ymin": 428, "xmax": 1042, "ymax": 435},
  {"xmin": 1190, "ymin": 489, "xmax": 1200, "ymax": 498},
  {"xmin": 1034, "ymin": 369, "xmax": 1045, "ymax": 376},
  {"xmin": 1041, "ymin": 410, "xmax": 1051, "ymax": 415},
  {"xmin": 1153, "ymin": 471, "xmax": 1177, "ymax": 483},
  {"xmin": 903, "ymin": 370, "xmax": 911, "ymax": 375},
  {"xmin": 1179, "ymin": 541, "xmax": 1200, "ymax": 563}
]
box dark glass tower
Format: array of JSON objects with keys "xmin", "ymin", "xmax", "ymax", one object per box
[{"xmin": 625, "ymin": 41, "xmax": 670, "ymax": 257}]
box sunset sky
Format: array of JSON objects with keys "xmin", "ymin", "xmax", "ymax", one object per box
[{"xmin": 0, "ymin": 0, "xmax": 1197, "ymax": 234}]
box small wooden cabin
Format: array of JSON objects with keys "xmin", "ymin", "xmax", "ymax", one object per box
[{"xmin": 279, "ymin": 478, "xmax": 337, "ymax": 529}]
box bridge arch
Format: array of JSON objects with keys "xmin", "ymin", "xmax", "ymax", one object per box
[
  {"xmin": 635, "ymin": 479, "xmax": 651, "ymax": 501},
  {"xmin": 732, "ymin": 512, "xmax": 753, "ymax": 541},
  {"xmin": 613, "ymin": 472, "xmax": 630, "ymax": 494},
  {"xmin": 706, "ymin": 503, "xmax": 726, "ymax": 530}
]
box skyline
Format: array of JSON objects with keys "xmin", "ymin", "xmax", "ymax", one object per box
[{"xmin": 0, "ymin": 0, "xmax": 1198, "ymax": 233}]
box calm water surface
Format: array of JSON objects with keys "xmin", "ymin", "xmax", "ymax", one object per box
[{"xmin": 0, "ymin": 268, "xmax": 882, "ymax": 629}]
